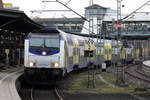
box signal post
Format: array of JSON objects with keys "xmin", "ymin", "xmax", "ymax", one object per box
[{"xmin": 84, "ymin": 40, "xmax": 95, "ymax": 88}]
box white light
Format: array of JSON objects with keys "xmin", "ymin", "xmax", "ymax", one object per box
[
  {"xmin": 42, "ymin": 51, "xmax": 47, "ymax": 55},
  {"xmin": 29, "ymin": 62, "xmax": 34, "ymax": 67},
  {"xmin": 54, "ymin": 62, "xmax": 59, "ymax": 68}
]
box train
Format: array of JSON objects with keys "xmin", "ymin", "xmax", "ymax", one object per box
[{"xmin": 24, "ymin": 27, "xmax": 133, "ymax": 84}]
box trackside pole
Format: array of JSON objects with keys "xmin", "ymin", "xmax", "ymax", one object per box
[{"xmin": 84, "ymin": 40, "xmax": 95, "ymax": 88}]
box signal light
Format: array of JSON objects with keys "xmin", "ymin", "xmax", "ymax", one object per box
[{"xmin": 117, "ymin": 24, "xmax": 122, "ymax": 28}]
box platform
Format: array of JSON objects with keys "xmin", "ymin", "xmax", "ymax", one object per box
[
  {"xmin": 0, "ymin": 67, "xmax": 23, "ymax": 100},
  {"xmin": 143, "ymin": 60, "xmax": 150, "ymax": 67}
]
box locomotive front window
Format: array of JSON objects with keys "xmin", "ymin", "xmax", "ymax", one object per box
[
  {"xmin": 29, "ymin": 34, "xmax": 59, "ymax": 49},
  {"xmin": 30, "ymin": 39, "xmax": 44, "ymax": 47},
  {"xmin": 45, "ymin": 39, "xmax": 59, "ymax": 48}
]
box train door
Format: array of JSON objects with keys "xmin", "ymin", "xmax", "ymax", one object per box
[
  {"xmin": 64, "ymin": 41, "xmax": 68, "ymax": 67},
  {"xmin": 145, "ymin": 40, "xmax": 148, "ymax": 59},
  {"xmin": 73, "ymin": 39, "xmax": 79, "ymax": 65},
  {"xmin": 136, "ymin": 40, "xmax": 140, "ymax": 60},
  {"xmin": 91, "ymin": 40, "xmax": 96, "ymax": 62},
  {"xmin": 108, "ymin": 44, "xmax": 112, "ymax": 62},
  {"xmin": 142, "ymin": 40, "xmax": 147, "ymax": 60},
  {"xmin": 104, "ymin": 43, "xmax": 111, "ymax": 65},
  {"xmin": 104, "ymin": 43, "xmax": 107, "ymax": 62},
  {"xmin": 99, "ymin": 39, "xmax": 105, "ymax": 63},
  {"xmin": 139, "ymin": 40, "xmax": 143, "ymax": 58},
  {"xmin": 148, "ymin": 38, "xmax": 150, "ymax": 57},
  {"xmin": 111, "ymin": 40, "xmax": 119, "ymax": 65}
]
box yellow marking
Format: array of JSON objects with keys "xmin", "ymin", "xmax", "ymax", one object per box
[
  {"xmin": 64, "ymin": 41, "xmax": 68, "ymax": 67},
  {"xmin": 104, "ymin": 43, "xmax": 112, "ymax": 60},
  {"xmin": 136, "ymin": 49, "xmax": 140, "ymax": 60},
  {"xmin": 142, "ymin": 48, "xmax": 145, "ymax": 57},
  {"xmin": 73, "ymin": 39, "xmax": 79, "ymax": 64},
  {"xmin": 120, "ymin": 48, "xmax": 126, "ymax": 59}
]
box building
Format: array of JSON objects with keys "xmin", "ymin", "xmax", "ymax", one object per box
[{"xmin": 33, "ymin": 17, "xmax": 84, "ymax": 33}]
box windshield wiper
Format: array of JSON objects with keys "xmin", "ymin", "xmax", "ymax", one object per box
[{"xmin": 39, "ymin": 39, "xmax": 46, "ymax": 48}]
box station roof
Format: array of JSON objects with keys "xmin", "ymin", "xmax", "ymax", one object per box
[
  {"xmin": 33, "ymin": 17, "xmax": 84, "ymax": 22},
  {"xmin": 0, "ymin": 8, "xmax": 43, "ymax": 33}
]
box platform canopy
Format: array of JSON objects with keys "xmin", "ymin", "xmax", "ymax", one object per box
[{"xmin": 0, "ymin": 8, "xmax": 43, "ymax": 33}]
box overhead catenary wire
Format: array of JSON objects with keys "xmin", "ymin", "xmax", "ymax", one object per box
[
  {"xmin": 42, "ymin": 0, "xmax": 89, "ymax": 22},
  {"xmin": 122, "ymin": 0, "xmax": 150, "ymax": 21},
  {"xmin": 65, "ymin": 0, "xmax": 72, "ymax": 5},
  {"xmin": 56, "ymin": 0, "xmax": 89, "ymax": 21}
]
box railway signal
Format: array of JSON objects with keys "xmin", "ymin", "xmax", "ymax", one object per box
[{"xmin": 117, "ymin": 23, "xmax": 121, "ymax": 29}]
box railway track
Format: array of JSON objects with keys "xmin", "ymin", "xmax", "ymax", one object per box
[
  {"xmin": 125, "ymin": 64, "xmax": 150, "ymax": 83},
  {"xmin": 18, "ymin": 68, "xmax": 88, "ymax": 100},
  {"xmin": 125, "ymin": 63, "xmax": 150, "ymax": 89},
  {"xmin": 20, "ymin": 86, "xmax": 65, "ymax": 100},
  {"xmin": 30, "ymin": 87, "xmax": 56, "ymax": 100},
  {"xmin": 135, "ymin": 69, "xmax": 150, "ymax": 79},
  {"xmin": 18, "ymin": 75, "xmax": 65, "ymax": 100}
]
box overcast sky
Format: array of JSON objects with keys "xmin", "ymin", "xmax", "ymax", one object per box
[{"xmin": 3, "ymin": 0, "xmax": 150, "ymax": 18}]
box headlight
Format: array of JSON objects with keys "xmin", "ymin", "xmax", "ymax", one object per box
[
  {"xmin": 42, "ymin": 51, "xmax": 47, "ymax": 56},
  {"xmin": 54, "ymin": 62, "xmax": 59, "ymax": 68},
  {"xmin": 52, "ymin": 62, "xmax": 59, "ymax": 68},
  {"xmin": 29, "ymin": 62, "xmax": 36, "ymax": 67}
]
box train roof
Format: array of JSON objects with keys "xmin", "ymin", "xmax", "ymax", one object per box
[
  {"xmin": 31, "ymin": 27, "xmax": 113, "ymax": 40},
  {"xmin": 67, "ymin": 32, "xmax": 112, "ymax": 40},
  {"xmin": 31, "ymin": 27, "xmax": 60, "ymax": 33}
]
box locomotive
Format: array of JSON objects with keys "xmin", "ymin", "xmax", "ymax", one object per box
[{"xmin": 24, "ymin": 27, "xmax": 133, "ymax": 84}]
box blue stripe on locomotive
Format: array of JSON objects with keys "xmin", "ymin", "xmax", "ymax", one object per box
[{"xmin": 29, "ymin": 49, "xmax": 60, "ymax": 56}]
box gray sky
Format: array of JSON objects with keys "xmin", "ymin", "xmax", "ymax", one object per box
[{"xmin": 3, "ymin": 0, "xmax": 150, "ymax": 18}]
